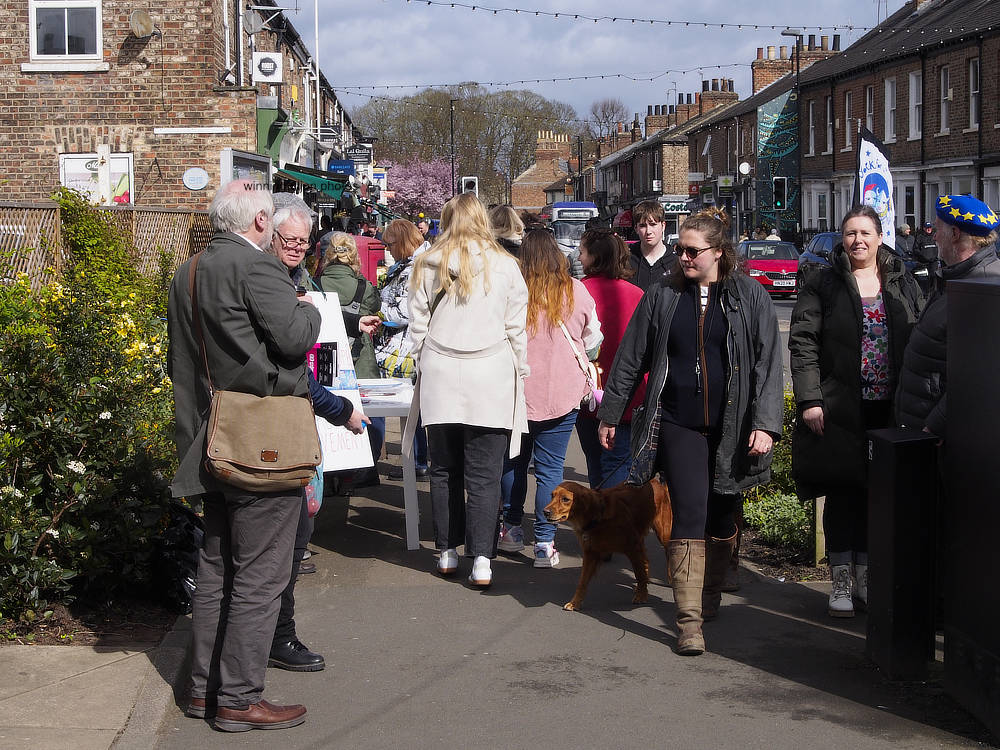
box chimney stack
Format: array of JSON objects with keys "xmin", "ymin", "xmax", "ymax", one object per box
[{"xmin": 767, "ymin": 45, "xmax": 776, "ymax": 59}]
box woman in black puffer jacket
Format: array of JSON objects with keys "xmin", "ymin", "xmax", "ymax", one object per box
[{"xmin": 790, "ymin": 205, "xmax": 923, "ymax": 620}]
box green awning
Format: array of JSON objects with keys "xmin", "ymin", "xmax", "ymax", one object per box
[{"xmin": 276, "ymin": 167, "xmax": 347, "ymax": 200}]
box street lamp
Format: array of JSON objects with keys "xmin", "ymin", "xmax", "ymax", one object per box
[{"xmin": 781, "ymin": 27, "xmax": 804, "ymax": 238}]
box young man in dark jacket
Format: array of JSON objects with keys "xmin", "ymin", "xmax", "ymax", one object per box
[{"xmin": 627, "ymin": 200, "xmax": 677, "ymax": 291}]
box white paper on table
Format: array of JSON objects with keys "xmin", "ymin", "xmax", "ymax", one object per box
[{"xmin": 303, "ymin": 291, "xmax": 374, "ymax": 472}]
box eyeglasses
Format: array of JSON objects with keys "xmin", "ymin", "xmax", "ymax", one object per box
[
  {"xmin": 674, "ymin": 244, "xmax": 715, "ymax": 259},
  {"xmin": 275, "ymin": 230, "xmax": 310, "ymax": 249}
]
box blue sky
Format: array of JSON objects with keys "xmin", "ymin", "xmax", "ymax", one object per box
[{"xmin": 289, "ymin": 0, "xmax": 906, "ymax": 120}]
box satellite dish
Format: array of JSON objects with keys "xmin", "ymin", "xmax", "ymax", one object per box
[
  {"xmin": 128, "ymin": 9, "xmax": 158, "ymax": 38},
  {"xmin": 243, "ymin": 10, "xmax": 264, "ymax": 35}
]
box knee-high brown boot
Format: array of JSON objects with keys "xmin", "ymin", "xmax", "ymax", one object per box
[
  {"xmin": 703, "ymin": 531, "xmax": 738, "ymax": 621},
  {"xmin": 667, "ymin": 539, "xmax": 706, "ymax": 656}
]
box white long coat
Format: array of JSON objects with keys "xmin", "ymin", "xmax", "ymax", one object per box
[{"xmin": 405, "ymin": 241, "xmax": 529, "ymax": 457}]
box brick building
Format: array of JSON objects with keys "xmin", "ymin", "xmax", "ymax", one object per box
[
  {"xmin": 511, "ymin": 131, "xmax": 574, "ymax": 211},
  {"xmin": 0, "ymin": 0, "xmax": 355, "ymax": 208},
  {"xmin": 797, "ymin": 0, "xmax": 1000, "ymax": 232}
]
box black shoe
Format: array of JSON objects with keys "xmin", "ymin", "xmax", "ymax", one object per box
[
  {"xmin": 297, "ymin": 561, "xmax": 316, "ymax": 575},
  {"xmin": 386, "ymin": 465, "xmax": 429, "ymax": 480},
  {"xmin": 268, "ymin": 639, "xmax": 325, "ymax": 672}
]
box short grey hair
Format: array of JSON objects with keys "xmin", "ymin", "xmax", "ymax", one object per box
[
  {"xmin": 209, "ymin": 179, "xmax": 274, "ymax": 233},
  {"xmin": 272, "ymin": 192, "xmax": 315, "ymax": 217},
  {"xmin": 273, "ymin": 205, "xmax": 314, "ymax": 232}
]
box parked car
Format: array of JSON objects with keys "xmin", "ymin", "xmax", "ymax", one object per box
[
  {"xmin": 796, "ymin": 230, "xmax": 931, "ymax": 294},
  {"xmin": 737, "ymin": 240, "xmax": 800, "ymax": 297}
]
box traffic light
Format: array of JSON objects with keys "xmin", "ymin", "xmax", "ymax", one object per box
[
  {"xmin": 773, "ymin": 176, "xmax": 788, "ymax": 212},
  {"xmin": 461, "ymin": 176, "xmax": 479, "ymax": 197}
]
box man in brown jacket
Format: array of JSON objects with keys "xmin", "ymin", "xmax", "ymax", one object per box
[{"xmin": 167, "ymin": 179, "xmax": 319, "ymax": 732}]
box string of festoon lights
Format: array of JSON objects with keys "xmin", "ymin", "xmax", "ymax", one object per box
[
  {"xmin": 335, "ymin": 63, "xmax": 750, "ymax": 91},
  {"xmin": 397, "ymin": 0, "xmax": 874, "ymax": 31}
]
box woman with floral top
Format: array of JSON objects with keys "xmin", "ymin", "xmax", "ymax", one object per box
[{"xmin": 789, "ymin": 205, "xmax": 923, "ymax": 619}]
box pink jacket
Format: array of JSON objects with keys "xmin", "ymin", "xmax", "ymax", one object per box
[{"xmin": 524, "ymin": 278, "xmax": 602, "ymax": 421}]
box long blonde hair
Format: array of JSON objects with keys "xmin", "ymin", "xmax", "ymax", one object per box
[
  {"xmin": 321, "ymin": 232, "xmax": 361, "ymax": 274},
  {"xmin": 519, "ymin": 229, "xmax": 573, "ymax": 335},
  {"xmin": 413, "ymin": 192, "xmax": 507, "ymax": 298}
]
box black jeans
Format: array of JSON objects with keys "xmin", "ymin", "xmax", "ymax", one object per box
[
  {"xmin": 823, "ymin": 399, "xmax": 893, "ymax": 559},
  {"xmin": 655, "ymin": 419, "xmax": 739, "ymax": 540},
  {"xmin": 272, "ymin": 494, "xmax": 311, "ymax": 644},
  {"xmin": 427, "ymin": 424, "xmax": 509, "ymax": 558}
]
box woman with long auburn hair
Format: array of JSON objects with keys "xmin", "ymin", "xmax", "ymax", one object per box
[
  {"xmin": 407, "ymin": 193, "xmax": 530, "ymax": 587},
  {"xmin": 598, "ymin": 207, "xmax": 783, "ymax": 656},
  {"xmin": 497, "ymin": 229, "xmax": 603, "ymax": 567}
]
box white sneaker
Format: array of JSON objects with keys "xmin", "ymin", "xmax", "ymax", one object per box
[
  {"xmin": 853, "ymin": 564, "xmax": 868, "ymax": 609},
  {"xmin": 828, "ymin": 564, "xmax": 855, "ymax": 618},
  {"xmin": 469, "ymin": 555, "xmax": 492, "ymax": 587},
  {"xmin": 498, "ymin": 523, "xmax": 525, "ymax": 552},
  {"xmin": 437, "ymin": 548, "xmax": 458, "ymax": 575},
  {"xmin": 533, "ymin": 541, "xmax": 559, "ymax": 568}
]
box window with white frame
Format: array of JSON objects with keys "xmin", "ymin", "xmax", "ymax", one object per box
[
  {"xmin": 940, "ymin": 65, "xmax": 950, "ymax": 132},
  {"xmin": 865, "ymin": 86, "xmax": 875, "ymax": 131},
  {"xmin": 884, "ymin": 78, "xmax": 896, "ymax": 141},
  {"xmin": 817, "ymin": 192, "xmax": 828, "ymax": 231},
  {"xmin": 844, "ymin": 91, "xmax": 853, "ymax": 148},
  {"xmin": 825, "ymin": 96, "xmax": 833, "ymax": 152},
  {"xmin": 29, "ymin": 0, "xmax": 102, "ymax": 60},
  {"xmin": 808, "ymin": 100, "xmax": 815, "ymax": 155},
  {"xmin": 969, "ymin": 57, "xmax": 980, "ymax": 128},
  {"xmin": 909, "ymin": 71, "xmax": 922, "ymax": 139}
]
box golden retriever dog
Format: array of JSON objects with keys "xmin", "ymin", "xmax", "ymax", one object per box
[{"xmin": 544, "ymin": 477, "xmax": 672, "ymax": 611}]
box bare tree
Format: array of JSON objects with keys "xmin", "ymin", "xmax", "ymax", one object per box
[
  {"xmin": 352, "ymin": 85, "xmax": 578, "ymax": 207},
  {"xmin": 587, "ymin": 97, "xmax": 629, "ymax": 140}
]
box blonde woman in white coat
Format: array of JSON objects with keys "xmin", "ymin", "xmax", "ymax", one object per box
[{"xmin": 407, "ymin": 193, "xmax": 530, "ymax": 587}]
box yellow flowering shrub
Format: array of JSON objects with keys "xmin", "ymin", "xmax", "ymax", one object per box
[{"xmin": 0, "ymin": 190, "xmax": 176, "ymax": 624}]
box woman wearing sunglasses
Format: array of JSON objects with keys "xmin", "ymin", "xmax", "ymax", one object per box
[{"xmin": 597, "ymin": 207, "xmax": 783, "ymax": 656}]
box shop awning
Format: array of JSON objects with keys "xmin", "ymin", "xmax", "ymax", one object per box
[{"xmin": 276, "ymin": 167, "xmax": 347, "ymax": 200}]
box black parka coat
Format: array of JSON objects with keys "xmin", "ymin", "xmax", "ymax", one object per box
[
  {"xmin": 789, "ymin": 245, "xmax": 923, "ymax": 492},
  {"xmin": 597, "ymin": 272, "xmax": 784, "ymax": 494}
]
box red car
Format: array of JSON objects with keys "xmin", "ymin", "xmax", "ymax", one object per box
[{"xmin": 737, "ymin": 240, "xmax": 800, "ymax": 297}]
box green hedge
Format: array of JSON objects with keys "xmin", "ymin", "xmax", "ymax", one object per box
[
  {"xmin": 743, "ymin": 390, "xmax": 814, "ymax": 556},
  {"xmin": 0, "ymin": 190, "xmax": 177, "ymax": 625}
]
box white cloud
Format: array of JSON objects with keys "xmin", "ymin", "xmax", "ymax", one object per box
[{"xmin": 296, "ymin": 0, "xmax": 904, "ymax": 120}]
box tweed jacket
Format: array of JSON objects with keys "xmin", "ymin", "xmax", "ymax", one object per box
[{"xmin": 167, "ymin": 231, "xmax": 321, "ymax": 498}]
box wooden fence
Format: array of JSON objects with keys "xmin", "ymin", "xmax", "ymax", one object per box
[{"xmin": 0, "ymin": 201, "xmax": 212, "ymax": 288}]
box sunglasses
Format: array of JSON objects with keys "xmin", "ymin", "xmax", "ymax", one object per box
[{"xmin": 674, "ymin": 244, "xmax": 715, "ymax": 259}]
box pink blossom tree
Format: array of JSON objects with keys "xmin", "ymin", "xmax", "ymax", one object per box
[{"xmin": 385, "ymin": 160, "xmax": 452, "ymax": 218}]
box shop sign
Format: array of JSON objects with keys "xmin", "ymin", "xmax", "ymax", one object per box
[
  {"xmin": 688, "ymin": 183, "xmax": 700, "ymax": 197},
  {"xmin": 717, "ymin": 175, "xmax": 735, "ymax": 195},
  {"xmin": 346, "ymin": 145, "xmax": 372, "ymax": 163},
  {"xmin": 660, "ymin": 201, "xmax": 688, "ymax": 213},
  {"xmin": 328, "ymin": 160, "xmax": 356, "ymax": 176}
]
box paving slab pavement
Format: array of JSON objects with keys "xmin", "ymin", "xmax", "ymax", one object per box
[
  {"xmin": 2, "ymin": 427, "xmax": 991, "ymax": 749},
  {"xmin": 150, "ymin": 429, "xmax": 995, "ymax": 750},
  {"xmin": 0, "ymin": 642, "xmax": 158, "ymax": 750}
]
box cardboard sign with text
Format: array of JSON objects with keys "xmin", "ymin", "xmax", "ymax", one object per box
[{"xmin": 303, "ymin": 291, "xmax": 373, "ymax": 472}]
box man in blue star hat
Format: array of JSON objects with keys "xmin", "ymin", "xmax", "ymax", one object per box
[{"xmin": 896, "ymin": 194, "xmax": 1000, "ymax": 436}]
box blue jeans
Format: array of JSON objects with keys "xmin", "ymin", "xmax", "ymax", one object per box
[
  {"xmin": 576, "ymin": 418, "xmax": 633, "ymax": 489},
  {"xmin": 501, "ymin": 410, "xmax": 578, "ymax": 543}
]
